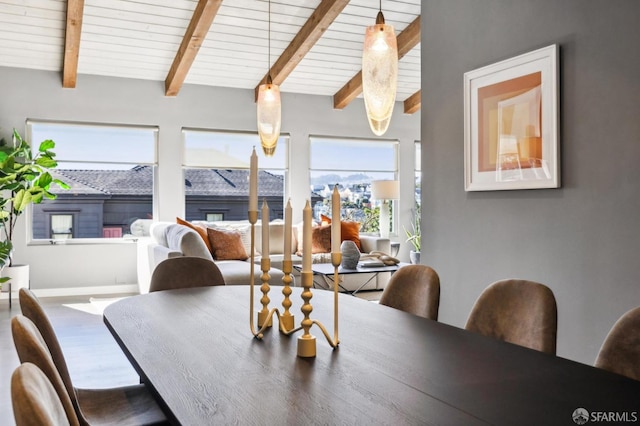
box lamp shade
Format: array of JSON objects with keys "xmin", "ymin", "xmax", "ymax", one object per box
[
  {"xmin": 362, "ymin": 16, "xmax": 398, "ymax": 136},
  {"xmin": 371, "ymin": 180, "xmax": 399, "ymax": 200},
  {"xmin": 257, "ymin": 81, "xmax": 281, "ymax": 157}
]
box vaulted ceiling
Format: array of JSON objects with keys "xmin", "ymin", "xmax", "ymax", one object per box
[{"xmin": 0, "ymin": 0, "xmax": 421, "ymax": 113}]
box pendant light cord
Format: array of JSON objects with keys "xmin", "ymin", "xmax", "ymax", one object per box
[
  {"xmin": 376, "ymin": 0, "xmax": 385, "ymax": 25},
  {"xmin": 267, "ymin": 0, "xmax": 271, "ymax": 82}
]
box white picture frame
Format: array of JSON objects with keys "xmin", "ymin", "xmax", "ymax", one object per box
[{"xmin": 464, "ymin": 44, "xmax": 560, "ymax": 191}]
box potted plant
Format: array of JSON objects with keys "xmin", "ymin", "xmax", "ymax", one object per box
[
  {"xmin": 0, "ymin": 129, "xmax": 68, "ymax": 289},
  {"xmin": 404, "ymin": 204, "xmax": 421, "ymax": 264}
]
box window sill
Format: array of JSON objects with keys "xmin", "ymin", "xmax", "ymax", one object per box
[{"xmin": 29, "ymin": 236, "xmax": 144, "ymax": 246}]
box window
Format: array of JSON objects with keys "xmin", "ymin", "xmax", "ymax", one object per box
[
  {"xmin": 415, "ymin": 141, "xmax": 421, "ymax": 206},
  {"xmin": 310, "ymin": 137, "xmax": 398, "ymax": 234},
  {"xmin": 27, "ymin": 121, "xmax": 157, "ymax": 241},
  {"xmin": 182, "ymin": 130, "xmax": 288, "ymax": 221},
  {"xmin": 51, "ymin": 214, "xmax": 73, "ymax": 239},
  {"xmin": 206, "ymin": 213, "xmax": 224, "ymax": 222}
]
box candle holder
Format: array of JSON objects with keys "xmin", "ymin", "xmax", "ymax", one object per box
[
  {"xmin": 299, "ymin": 251, "xmax": 341, "ymax": 357},
  {"xmin": 247, "ymin": 151, "xmax": 340, "ymax": 354},
  {"xmin": 297, "ymin": 270, "xmax": 316, "ymax": 357},
  {"xmin": 257, "ymin": 258, "xmax": 272, "ymax": 328},
  {"xmin": 280, "ymin": 259, "xmax": 295, "ymax": 332}
]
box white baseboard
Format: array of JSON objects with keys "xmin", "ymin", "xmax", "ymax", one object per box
[{"xmin": 0, "ymin": 284, "xmax": 139, "ymax": 299}]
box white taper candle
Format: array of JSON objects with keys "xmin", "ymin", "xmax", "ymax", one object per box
[
  {"xmin": 284, "ymin": 199, "xmax": 292, "ymax": 261},
  {"xmin": 262, "ymin": 199, "xmax": 270, "ymax": 257},
  {"xmin": 331, "ymin": 185, "xmax": 341, "ymax": 253},
  {"xmin": 303, "ymin": 200, "xmax": 312, "ymax": 272},
  {"xmin": 249, "ymin": 148, "xmax": 258, "ymax": 212}
]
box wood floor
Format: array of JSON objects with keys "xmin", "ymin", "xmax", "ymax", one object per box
[
  {"xmin": 0, "ymin": 293, "xmax": 140, "ymax": 426},
  {"xmin": 0, "ymin": 289, "xmax": 381, "ymax": 425}
]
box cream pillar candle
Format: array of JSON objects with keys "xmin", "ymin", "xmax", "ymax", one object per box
[
  {"xmin": 284, "ymin": 199, "xmax": 292, "ymax": 261},
  {"xmin": 249, "ymin": 148, "xmax": 258, "ymax": 212},
  {"xmin": 262, "ymin": 199, "xmax": 270, "ymax": 257},
  {"xmin": 302, "ymin": 200, "xmax": 312, "ymax": 272},
  {"xmin": 331, "ymin": 185, "xmax": 341, "ymax": 253}
]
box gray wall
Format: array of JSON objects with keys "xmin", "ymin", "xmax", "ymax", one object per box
[
  {"xmin": 421, "ymin": 0, "xmax": 640, "ymax": 364},
  {"xmin": 0, "ymin": 67, "xmax": 419, "ymax": 293}
]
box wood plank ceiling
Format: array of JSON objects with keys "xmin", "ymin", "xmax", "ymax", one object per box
[{"xmin": 0, "ymin": 0, "xmax": 421, "ymax": 113}]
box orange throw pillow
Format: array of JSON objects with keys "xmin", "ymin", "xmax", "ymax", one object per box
[
  {"xmin": 206, "ymin": 228, "xmax": 249, "ymax": 261},
  {"xmin": 341, "ymin": 221, "xmax": 361, "ymax": 251},
  {"xmin": 176, "ymin": 217, "xmax": 212, "ymax": 253},
  {"xmin": 320, "ymin": 214, "xmax": 332, "ymax": 226},
  {"xmin": 318, "ymin": 215, "xmax": 362, "ymax": 251}
]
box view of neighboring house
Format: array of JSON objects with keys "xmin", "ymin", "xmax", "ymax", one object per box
[{"xmin": 34, "ymin": 168, "xmax": 294, "ymax": 239}]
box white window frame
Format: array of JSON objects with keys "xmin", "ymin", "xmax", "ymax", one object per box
[
  {"xmin": 309, "ymin": 135, "xmax": 399, "ymax": 235},
  {"xmin": 25, "ymin": 120, "xmax": 158, "ymax": 245},
  {"xmin": 182, "ymin": 128, "xmax": 289, "ymax": 221}
]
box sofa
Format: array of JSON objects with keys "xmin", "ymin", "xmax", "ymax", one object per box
[{"xmin": 135, "ymin": 219, "xmax": 392, "ymax": 294}]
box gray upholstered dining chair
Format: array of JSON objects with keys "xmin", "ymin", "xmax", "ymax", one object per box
[
  {"xmin": 149, "ymin": 256, "xmax": 226, "ymax": 292},
  {"xmin": 12, "ymin": 362, "xmax": 78, "ymax": 426},
  {"xmin": 17, "ymin": 289, "xmax": 168, "ymax": 426},
  {"xmin": 594, "ymin": 306, "xmax": 640, "ymax": 381},
  {"xmin": 378, "ymin": 265, "xmax": 440, "ymax": 320},
  {"xmin": 465, "ymin": 279, "xmax": 558, "ymax": 355}
]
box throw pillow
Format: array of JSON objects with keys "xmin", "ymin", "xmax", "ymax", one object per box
[
  {"xmin": 316, "ymin": 215, "xmax": 362, "ymax": 251},
  {"xmin": 206, "ymin": 227, "xmax": 249, "ymax": 261},
  {"xmin": 208, "ymin": 222, "xmax": 253, "ymax": 257},
  {"xmin": 296, "ymin": 224, "xmax": 332, "ymax": 256},
  {"xmin": 341, "ymin": 221, "xmax": 362, "ymax": 251},
  {"xmin": 176, "ymin": 217, "xmax": 213, "ymax": 253},
  {"xmin": 295, "ymin": 219, "xmax": 317, "ymax": 254},
  {"xmin": 320, "ymin": 214, "xmax": 332, "ymax": 226},
  {"xmin": 311, "ymin": 225, "xmax": 332, "ymax": 254}
]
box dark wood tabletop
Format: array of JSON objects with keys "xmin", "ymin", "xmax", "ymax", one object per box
[{"xmin": 103, "ymin": 286, "xmax": 640, "ymax": 426}]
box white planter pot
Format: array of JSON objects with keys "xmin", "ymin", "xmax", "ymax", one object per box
[
  {"xmin": 409, "ymin": 251, "xmax": 421, "ymax": 265},
  {"xmin": 1, "ymin": 264, "xmax": 30, "ymax": 292}
]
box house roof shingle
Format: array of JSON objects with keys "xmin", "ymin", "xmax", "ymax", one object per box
[{"xmin": 52, "ymin": 167, "xmax": 283, "ymax": 197}]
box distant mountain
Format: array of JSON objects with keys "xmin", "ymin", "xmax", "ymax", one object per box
[{"xmin": 310, "ymin": 173, "xmax": 371, "ymax": 186}]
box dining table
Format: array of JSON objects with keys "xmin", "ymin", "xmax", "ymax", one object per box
[{"xmin": 103, "ymin": 285, "xmax": 640, "ymax": 425}]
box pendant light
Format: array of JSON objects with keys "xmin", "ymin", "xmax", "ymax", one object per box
[
  {"xmin": 362, "ymin": 0, "xmax": 398, "ymax": 136},
  {"xmin": 257, "ymin": 0, "xmax": 281, "ymax": 157}
]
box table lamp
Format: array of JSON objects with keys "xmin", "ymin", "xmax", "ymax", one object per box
[{"xmin": 371, "ymin": 180, "xmax": 399, "ymax": 239}]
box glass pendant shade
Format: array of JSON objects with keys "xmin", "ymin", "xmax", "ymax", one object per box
[
  {"xmin": 257, "ymin": 80, "xmax": 281, "ymax": 157},
  {"xmin": 362, "ymin": 16, "xmax": 398, "ymax": 136}
]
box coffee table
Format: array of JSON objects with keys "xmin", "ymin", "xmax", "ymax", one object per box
[{"xmin": 293, "ymin": 262, "xmax": 404, "ymax": 295}]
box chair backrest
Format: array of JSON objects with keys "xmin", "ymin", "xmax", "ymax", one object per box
[
  {"xmin": 11, "ymin": 315, "xmax": 80, "ymax": 426},
  {"xmin": 378, "ymin": 265, "xmax": 440, "ymax": 320},
  {"xmin": 18, "ymin": 288, "xmax": 75, "ymax": 400},
  {"xmin": 465, "ymin": 279, "xmax": 558, "ymax": 355},
  {"xmin": 149, "ymin": 256, "xmax": 225, "ymax": 292},
  {"xmin": 594, "ymin": 306, "xmax": 640, "ymax": 381},
  {"xmin": 12, "ymin": 362, "xmax": 77, "ymax": 426}
]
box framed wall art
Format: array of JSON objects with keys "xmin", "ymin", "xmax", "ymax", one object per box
[{"xmin": 463, "ymin": 44, "xmax": 560, "ymax": 191}]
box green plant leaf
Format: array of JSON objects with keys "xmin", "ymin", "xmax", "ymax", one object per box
[
  {"xmin": 38, "ymin": 140, "xmax": 55, "ymax": 152},
  {"xmin": 36, "ymin": 157, "xmax": 58, "ymax": 168},
  {"xmin": 0, "ymin": 240, "xmax": 13, "ymax": 270},
  {"xmin": 53, "ymin": 179, "xmax": 70, "ymax": 190},
  {"xmin": 36, "ymin": 172, "xmax": 53, "ymax": 188},
  {"xmin": 0, "ymin": 129, "xmax": 69, "ymax": 248},
  {"xmin": 13, "ymin": 189, "xmax": 33, "ymax": 213}
]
